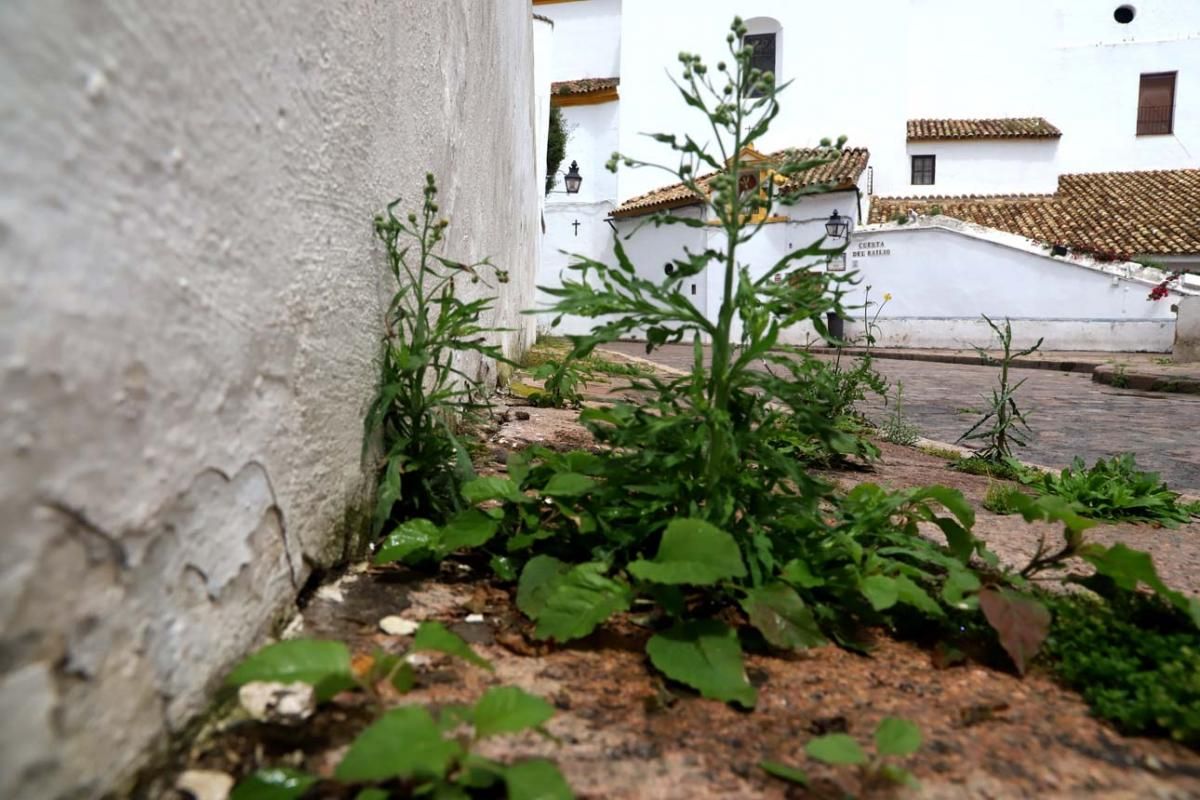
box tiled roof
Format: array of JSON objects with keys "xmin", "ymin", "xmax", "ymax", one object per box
[
  {"xmin": 612, "ymin": 147, "xmax": 870, "ymax": 219},
  {"xmin": 907, "ymin": 117, "xmax": 1062, "ymax": 141},
  {"xmin": 551, "ymin": 77, "xmax": 620, "ymax": 97},
  {"xmin": 869, "ymin": 169, "xmax": 1200, "ymax": 258}
]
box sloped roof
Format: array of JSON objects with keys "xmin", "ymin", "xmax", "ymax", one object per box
[
  {"xmin": 613, "ymin": 147, "xmax": 870, "ymax": 219},
  {"xmin": 907, "ymin": 117, "xmax": 1062, "ymax": 141},
  {"xmin": 869, "ymin": 169, "xmax": 1200, "ymax": 258},
  {"xmin": 551, "ymin": 77, "xmax": 620, "ymax": 97}
]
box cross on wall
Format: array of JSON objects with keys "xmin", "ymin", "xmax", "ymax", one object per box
[{"xmin": 572, "ymin": 219, "xmax": 581, "ymax": 237}]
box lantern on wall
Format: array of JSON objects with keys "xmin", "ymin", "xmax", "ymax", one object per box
[
  {"xmin": 564, "ymin": 161, "xmax": 583, "ymax": 194},
  {"xmin": 825, "ymin": 209, "xmax": 851, "ymax": 239}
]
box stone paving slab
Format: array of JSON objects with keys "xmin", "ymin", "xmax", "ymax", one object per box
[{"xmin": 600, "ymin": 341, "xmax": 1200, "ymax": 493}]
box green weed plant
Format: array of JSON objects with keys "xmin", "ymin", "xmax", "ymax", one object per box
[{"xmin": 366, "ymin": 176, "xmax": 510, "ymax": 531}]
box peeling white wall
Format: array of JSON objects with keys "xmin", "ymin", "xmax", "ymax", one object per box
[{"xmin": 0, "ymin": 2, "xmax": 539, "ymax": 797}]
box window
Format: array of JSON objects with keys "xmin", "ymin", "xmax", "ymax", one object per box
[
  {"xmin": 1113, "ymin": 5, "xmax": 1136, "ymax": 23},
  {"xmin": 1138, "ymin": 72, "xmax": 1176, "ymax": 135},
  {"xmin": 744, "ymin": 33, "xmax": 776, "ymax": 96},
  {"xmin": 911, "ymin": 155, "xmax": 936, "ymax": 185}
]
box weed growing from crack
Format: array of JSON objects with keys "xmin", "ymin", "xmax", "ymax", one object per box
[{"xmin": 366, "ymin": 175, "xmax": 511, "ymax": 531}]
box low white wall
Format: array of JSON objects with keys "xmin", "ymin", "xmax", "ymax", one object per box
[
  {"xmin": 0, "ymin": 2, "xmax": 539, "ymax": 797},
  {"xmin": 838, "ymin": 218, "xmax": 1186, "ymax": 351}
]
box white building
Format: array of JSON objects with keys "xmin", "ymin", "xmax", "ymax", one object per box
[{"xmin": 533, "ymin": 0, "xmax": 1200, "ymax": 350}]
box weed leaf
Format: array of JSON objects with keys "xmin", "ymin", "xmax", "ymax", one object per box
[
  {"xmin": 978, "ymin": 587, "xmax": 1051, "ymax": 674},
  {"xmin": 534, "ymin": 563, "xmax": 633, "ymax": 642},
  {"xmin": 229, "ymin": 768, "xmax": 317, "ymax": 800},
  {"xmin": 335, "ymin": 706, "xmax": 460, "ymax": 782},
  {"xmin": 473, "ymin": 686, "xmax": 555, "ymax": 738},
  {"xmin": 645, "ymin": 619, "xmax": 757, "ymax": 708},
  {"xmin": 874, "ymin": 717, "xmax": 922, "ymax": 757},
  {"xmin": 411, "ymin": 622, "xmax": 494, "ymax": 671},
  {"xmin": 462, "ymin": 476, "xmax": 523, "ymax": 504},
  {"xmin": 540, "ymin": 472, "xmax": 598, "ymax": 497},
  {"xmin": 375, "ymin": 519, "xmax": 440, "ymax": 565},
  {"xmin": 741, "ymin": 582, "xmax": 826, "ymax": 649},
  {"xmin": 517, "ymin": 555, "xmax": 571, "ymax": 618},
  {"xmin": 1083, "ymin": 543, "xmax": 1200, "ymax": 626},
  {"xmin": 504, "ymin": 759, "xmax": 575, "ymax": 800},
  {"xmin": 441, "ymin": 509, "xmax": 500, "ymax": 550},
  {"xmin": 628, "ymin": 518, "xmax": 746, "ymax": 585},
  {"xmin": 759, "ymin": 760, "xmax": 809, "ymax": 785},
  {"xmin": 860, "ymin": 575, "xmax": 899, "ymax": 611},
  {"xmin": 225, "ymin": 639, "xmax": 354, "ymax": 702},
  {"xmin": 806, "ymin": 733, "xmax": 868, "ymax": 765}
]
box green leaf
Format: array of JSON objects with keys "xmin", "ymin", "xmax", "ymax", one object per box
[
  {"xmin": 335, "ymin": 705, "xmax": 461, "ymax": 783},
  {"xmin": 472, "ymin": 686, "xmax": 555, "ymax": 738},
  {"xmin": 441, "ymin": 509, "xmax": 499, "ymax": 550},
  {"xmin": 411, "ymin": 622, "xmax": 493, "ymax": 671},
  {"xmin": 517, "ymin": 555, "xmax": 571, "ymax": 618},
  {"xmin": 759, "ymin": 760, "xmax": 809, "ymax": 786},
  {"xmin": 627, "ymin": 518, "xmax": 746, "ymax": 585},
  {"xmin": 645, "ymin": 619, "xmax": 757, "ymax": 709},
  {"xmin": 861, "ymin": 575, "xmax": 899, "ymax": 611},
  {"xmin": 941, "ymin": 568, "xmax": 981, "ymax": 610},
  {"xmin": 874, "ymin": 717, "xmax": 922, "ymax": 757},
  {"xmin": 504, "ymin": 759, "xmax": 575, "ymax": 800},
  {"xmin": 978, "ymin": 588, "xmax": 1051, "ymax": 675},
  {"xmin": 354, "ymin": 790, "xmax": 389, "ymax": 800},
  {"xmin": 1083, "ymin": 543, "xmax": 1200, "ymax": 627},
  {"xmin": 894, "ymin": 575, "xmax": 944, "ymax": 617},
  {"xmin": 540, "ymin": 472, "xmax": 597, "ymax": 497},
  {"xmin": 462, "ymin": 476, "xmax": 522, "ymax": 504},
  {"xmin": 806, "ymin": 733, "xmax": 868, "ymax": 766},
  {"xmin": 534, "ymin": 563, "xmax": 633, "ymax": 642},
  {"xmin": 230, "ymin": 768, "xmax": 317, "ymax": 800},
  {"xmin": 780, "ymin": 558, "xmax": 825, "ymax": 588},
  {"xmin": 225, "ymin": 639, "xmax": 354, "ymax": 702},
  {"xmin": 741, "ymin": 582, "xmax": 826, "ymax": 649},
  {"xmin": 375, "ymin": 518, "xmax": 439, "ymax": 565}
]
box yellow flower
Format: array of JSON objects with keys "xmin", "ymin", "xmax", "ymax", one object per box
[{"xmin": 884, "ymin": 292, "xmax": 893, "ymax": 302}]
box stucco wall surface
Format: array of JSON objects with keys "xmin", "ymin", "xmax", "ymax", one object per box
[{"xmin": 0, "ymin": 2, "xmax": 539, "ymax": 797}]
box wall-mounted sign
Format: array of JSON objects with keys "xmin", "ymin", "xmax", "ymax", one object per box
[
  {"xmin": 853, "ymin": 240, "xmax": 891, "ymax": 257},
  {"xmin": 827, "ymin": 253, "xmax": 847, "ymax": 272}
]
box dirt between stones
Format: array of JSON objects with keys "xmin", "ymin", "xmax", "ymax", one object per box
[{"xmin": 174, "ymin": 398, "xmax": 1200, "ymax": 799}]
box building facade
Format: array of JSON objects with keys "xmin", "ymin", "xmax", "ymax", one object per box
[{"xmin": 533, "ymin": 0, "xmax": 1200, "ymax": 350}]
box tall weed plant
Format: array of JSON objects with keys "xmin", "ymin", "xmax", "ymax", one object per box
[
  {"xmin": 373, "ymin": 20, "xmax": 1198, "ymax": 710},
  {"xmin": 366, "ymin": 175, "xmax": 510, "ymax": 532}
]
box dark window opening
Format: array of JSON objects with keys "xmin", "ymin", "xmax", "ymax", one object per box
[
  {"xmin": 1114, "ymin": 5, "xmax": 1135, "ymax": 23},
  {"xmin": 911, "ymin": 155, "xmax": 936, "ymax": 185},
  {"xmin": 1137, "ymin": 72, "xmax": 1176, "ymax": 135},
  {"xmin": 743, "ymin": 33, "xmax": 776, "ymax": 97}
]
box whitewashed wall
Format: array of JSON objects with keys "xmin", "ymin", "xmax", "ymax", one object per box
[
  {"xmin": 0, "ymin": 2, "xmax": 540, "ymax": 797},
  {"xmin": 902, "ymin": 139, "xmax": 1061, "ymax": 196},
  {"xmin": 838, "ymin": 219, "xmax": 1186, "ymax": 351},
  {"xmin": 539, "ymin": 0, "xmax": 622, "ymax": 82}
]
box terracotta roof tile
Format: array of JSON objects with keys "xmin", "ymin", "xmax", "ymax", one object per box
[
  {"xmin": 613, "ymin": 147, "xmax": 870, "ymax": 219},
  {"xmin": 907, "ymin": 117, "xmax": 1062, "ymax": 141},
  {"xmin": 868, "ymin": 169, "xmax": 1200, "ymax": 258},
  {"xmin": 551, "ymin": 77, "xmax": 620, "ymax": 96}
]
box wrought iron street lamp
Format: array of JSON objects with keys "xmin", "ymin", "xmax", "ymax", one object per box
[
  {"xmin": 563, "ymin": 161, "xmax": 583, "ymax": 194},
  {"xmin": 825, "ymin": 209, "xmax": 851, "ymax": 239}
]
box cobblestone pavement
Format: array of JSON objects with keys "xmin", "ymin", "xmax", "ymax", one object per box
[{"xmin": 600, "ymin": 341, "xmax": 1200, "ymax": 492}]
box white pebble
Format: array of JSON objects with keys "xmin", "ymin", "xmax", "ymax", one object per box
[{"xmin": 379, "ymin": 616, "xmax": 419, "ymax": 636}]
